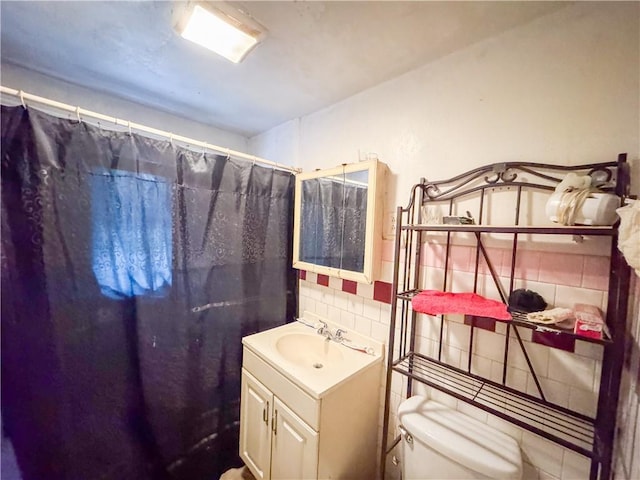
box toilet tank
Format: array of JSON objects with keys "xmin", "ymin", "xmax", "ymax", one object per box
[{"xmin": 398, "ymin": 396, "xmax": 522, "ymax": 480}]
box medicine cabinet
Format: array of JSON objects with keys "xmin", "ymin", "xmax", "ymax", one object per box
[{"xmin": 292, "ymin": 159, "xmax": 387, "ymax": 284}]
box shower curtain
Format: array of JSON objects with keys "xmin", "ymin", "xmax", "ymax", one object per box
[{"xmin": 0, "ymin": 106, "xmax": 297, "ymax": 480}]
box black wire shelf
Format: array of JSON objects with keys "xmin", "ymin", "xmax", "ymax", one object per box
[
  {"xmin": 509, "ymin": 310, "xmax": 612, "ymax": 345},
  {"xmin": 401, "ymin": 224, "xmax": 616, "ymax": 236},
  {"xmin": 396, "ymin": 289, "xmax": 612, "ymax": 345},
  {"xmin": 381, "ymin": 158, "xmax": 630, "ymax": 480},
  {"xmin": 392, "ymin": 352, "xmax": 598, "ymax": 458}
]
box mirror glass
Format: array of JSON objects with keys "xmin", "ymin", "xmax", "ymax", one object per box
[
  {"xmin": 299, "ymin": 170, "xmax": 368, "ymax": 271},
  {"xmin": 293, "ymin": 160, "xmax": 384, "ymax": 284}
]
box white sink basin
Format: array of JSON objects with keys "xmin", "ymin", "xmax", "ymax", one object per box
[
  {"xmin": 275, "ymin": 333, "xmax": 345, "ymax": 369},
  {"xmin": 242, "ymin": 320, "xmax": 383, "ymax": 398}
]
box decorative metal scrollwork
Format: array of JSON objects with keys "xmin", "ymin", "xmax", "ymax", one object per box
[
  {"xmin": 407, "ymin": 160, "xmax": 621, "ymax": 209},
  {"xmin": 588, "ymin": 166, "xmax": 614, "ymax": 187},
  {"xmin": 485, "ymin": 163, "xmax": 518, "ymax": 184},
  {"xmin": 501, "ymin": 167, "xmax": 518, "ymax": 183},
  {"xmin": 424, "ymin": 183, "xmax": 440, "ymax": 200}
]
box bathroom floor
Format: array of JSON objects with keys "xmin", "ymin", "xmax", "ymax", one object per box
[
  {"xmin": 2, "ymin": 428, "xmax": 248, "ymax": 480},
  {"xmin": 1, "ymin": 436, "xmax": 255, "ymax": 480}
]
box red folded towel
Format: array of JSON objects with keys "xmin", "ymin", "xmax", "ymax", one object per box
[{"xmin": 411, "ymin": 290, "xmax": 512, "ymax": 321}]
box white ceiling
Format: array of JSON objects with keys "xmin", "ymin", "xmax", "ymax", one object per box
[{"xmin": 0, "ymin": 1, "xmax": 567, "ymax": 137}]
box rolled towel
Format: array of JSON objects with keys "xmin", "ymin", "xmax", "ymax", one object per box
[{"xmin": 526, "ymin": 307, "xmax": 574, "ymax": 325}]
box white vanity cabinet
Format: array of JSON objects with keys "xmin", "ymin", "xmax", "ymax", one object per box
[
  {"xmin": 240, "ymin": 369, "xmax": 319, "ymax": 480},
  {"xmin": 239, "ymin": 369, "xmax": 274, "ymax": 480},
  {"xmin": 239, "ymin": 325, "xmax": 382, "ymax": 480}
]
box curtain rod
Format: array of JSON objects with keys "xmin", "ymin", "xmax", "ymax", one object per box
[{"xmin": 0, "ymin": 85, "xmax": 301, "ymax": 174}]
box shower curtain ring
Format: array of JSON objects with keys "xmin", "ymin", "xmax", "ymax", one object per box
[
  {"xmin": 75, "ymin": 106, "xmax": 81, "ymax": 122},
  {"xmin": 18, "ymin": 90, "xmax": 26, "ymax": 108},
  {"xmin": 169, "ymin": 133, "xmax": 174, "ymax": 146},
  {"xmin": 128, "ymin": 121, "xmax": 132, "ymax": 136}
]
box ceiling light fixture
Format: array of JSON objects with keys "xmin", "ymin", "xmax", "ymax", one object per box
[{"xmin": 176, "ymin": 2, "xmax": 266, "ymax": 64}]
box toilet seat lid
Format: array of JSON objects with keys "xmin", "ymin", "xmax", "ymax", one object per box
[{"xmin": 398, "ymin": 396, "xmax": 522, "ymax": 480}]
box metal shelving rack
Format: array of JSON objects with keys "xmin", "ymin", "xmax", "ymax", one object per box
[{"xmin": 380, "ymin": 154, "xmax": 632, "ymax": 480}]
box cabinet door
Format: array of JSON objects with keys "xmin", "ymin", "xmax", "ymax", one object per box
[
  {"xmin": 240, "ymin": 369, "xmax": 273, "ymax": 480},
  {"xmin": 270, "ymin": 397, "xmax": 319, "ymax": 480}
]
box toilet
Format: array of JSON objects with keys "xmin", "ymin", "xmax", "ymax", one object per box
[{"xmin": 398, "ymin": 396, "xmax": 523, "ymax": 479}]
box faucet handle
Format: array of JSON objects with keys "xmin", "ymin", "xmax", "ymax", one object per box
[
  {"xmin": 317, "ymin": 320, "xmax": 328, "ymax": 334},
  {"xmin": 334, "ymin": 329, "xmax": 347, "ymax": 342}
]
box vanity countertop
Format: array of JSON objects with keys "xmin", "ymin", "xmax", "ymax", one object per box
[{"xmin": 242, "ymin": 318, "xmax": 383, "ymax": 399}]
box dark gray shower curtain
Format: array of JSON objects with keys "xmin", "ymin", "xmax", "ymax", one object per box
[{"xmin": 0, "ymin": 106, "xmax": 297, "ymax": 480}]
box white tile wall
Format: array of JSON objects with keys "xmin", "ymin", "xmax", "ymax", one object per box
[
  {"xmin": 527, "ymin": 377, "xmax": 569, "ymax": 407},
  {"xmin": 474, "ymin": 328, "xmax": 506, "ymax": 362},
  {"xmin": 508, "ymin": 338, "xmax": 550, "ymax": 375},
  {"xmin": 521, "ymin": 432, "xmax": 564, "ymax": 479},
  {"xmin": 505, "ymin": 366, "xmax": 529, "ymax": 392},
  {"xmin": 470, "ymin": 353, "xmax": 495, "ymax": 381},
  {"xmin": 554, "ymin": 286, "xmax": 604, "ymax": 311},
  {"xmin": 443, "ymin": 320, "xmax": 471, "ymax": 351},
  {"xmin": 547, "ymin": 350, "xmax": 595, "ymax": 391},
  {"xmin": 568, "ymin": 386, "xmax": 598, "ymax": 418},
  {"xmin": 561, "ymin": 450, "xmax": 591, "ymax": 480},
  {"xmin": 298, "ymin": 261, "xmax": 611, "ymax": 480}
]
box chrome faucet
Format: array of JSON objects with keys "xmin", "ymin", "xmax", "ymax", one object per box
[
  {"xmin": 317, "ymin": 321, "xmax": 331, "ymax": 340},
  {"xmin": 317, "ymin": 322, "xmax": 348, "ymax": 343}
]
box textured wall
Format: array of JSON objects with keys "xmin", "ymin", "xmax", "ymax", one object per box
[{"xmin": 250, "ymin": 2, "xmax": 639, "ymax": 203}]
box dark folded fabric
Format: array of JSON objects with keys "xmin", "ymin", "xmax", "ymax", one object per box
[{"xmin": 508, "ymin": 288, "xmax": 547, "ymax": 313}]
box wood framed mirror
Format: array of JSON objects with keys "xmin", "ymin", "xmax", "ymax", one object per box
[{"xmin": 293, "ymin": 159, "xmax": 386, "ymax": 284}]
